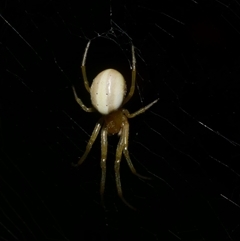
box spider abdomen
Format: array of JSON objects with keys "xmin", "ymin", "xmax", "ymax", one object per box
[{"xmin": 90, "ymin": 69, "xmax": 126, "ymax": 115}]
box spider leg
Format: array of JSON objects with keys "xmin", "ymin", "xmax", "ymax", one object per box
[
  {"xmin": 72, "ymin": 118, "xmax": 103, "ymax": 167},
  {"xmin": 123, "ymin": 44, "xmax": 136, "ymax": 105},
  {"xmin": 123, "ymin": 98, "xmax": 159, "ymax": 118},
  {"xmin": 72, "ymin": 85, "xmax": 95, "ymax": 112},
  {"xmin": 100, "ymin": 126, "xmax": 108, "ymax": 206},
  {"xmin": 115, "ymin": 126, "xmax": 136, "ymax": 210},
  {"xmin": 122, "ymin": 119, "xmax": 151, "ymax": 180},
  {"xmin": 81, "ymin": 40, "xmax": 91, "ymax": 93}
]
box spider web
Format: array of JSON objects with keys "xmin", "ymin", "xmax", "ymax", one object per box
[{"xmin": 1, "ymin": 0, "xmax": 240, "ymax": 240}]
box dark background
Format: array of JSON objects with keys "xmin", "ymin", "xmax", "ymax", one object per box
[{"xmin": 1, "ymin": 0, "xmax": 240, "ymax": 240}]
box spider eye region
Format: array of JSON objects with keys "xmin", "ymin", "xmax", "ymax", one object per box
[{"xmin": 90, "ymin": 69, "xmax": 126, "ymax": 115}]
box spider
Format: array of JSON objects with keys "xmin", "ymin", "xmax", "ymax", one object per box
[{"xmin": 72, "ymin": 40, "xmax": 159, "ymax": 209}]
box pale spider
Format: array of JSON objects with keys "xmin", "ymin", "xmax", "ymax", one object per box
[{"xmin": 72, "ymin": 40, "xmax": 159, "ymax": 209}]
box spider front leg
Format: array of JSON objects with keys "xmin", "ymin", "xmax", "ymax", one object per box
[
  {"xmin": 114, "ymin": 129, "xmax": 136, "ymax": 210},
  {"xmin": 122, "ymin": 118, "xmax": 151, "ymax": 180},
  {"xmin": 100, "ymin": 126, "xmax": 108, "ymax": 206},
  {"xmin": 72, "ymin": 118, "xmax": 102, "ymax": 167}
]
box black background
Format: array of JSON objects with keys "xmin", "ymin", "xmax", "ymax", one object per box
[{"xmin": 1, "ymin": 0, "xmax": 240, "ymax": 240}]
